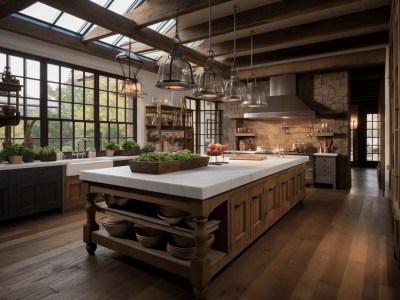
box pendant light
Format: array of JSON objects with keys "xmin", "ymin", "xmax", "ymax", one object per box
[
  {"xmin": 155, "ymin": 0, "xmax": 195, "ymax": 90},
  {"xmin": 192, "ymin": 0, "xmax": 225, "ymax": 100},
  {"xmin": 242, "ymin": 30, "xmax": 267, "ymax": 108},
  {"xmin": 222, "ymin": 3, "xmax": 246, "ymax": 103},
  {"xmin": 116, "ymin": 39, "xmax": 143, "ymax": 97}
]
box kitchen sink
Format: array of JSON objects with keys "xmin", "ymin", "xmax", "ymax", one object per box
[{"xmin": 66, "ymin": 159, "xmax": 113, "ymax": 176}]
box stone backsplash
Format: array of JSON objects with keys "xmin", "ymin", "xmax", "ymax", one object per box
[
  {"xmin": 222, "ymin": 71, "xmax": 349, "ymax": 155},
  {"xmin": 222, "ymin": 71, "xmax": 351, "ymax": 189}
]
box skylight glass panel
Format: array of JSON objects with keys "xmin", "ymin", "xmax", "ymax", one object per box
[
  {"xmin": 141, "ymin": 50, "xmax": 166, "ymax": 61},
  {"xmin": 148, "ymin": 19, "xmax": 175, "ymax": 35},
  {"xmin": 99, "ymin": 34, "xmax": 121, "ymax": 46},
  {"xmin": 90, "ymin": 0, "xmax": 110, "ymax": 7},
  {"xmin": 19, "ymin": 2, "xmax": 61, "ymax": 24},
  {"xmin": 107, "ymin": 0, "xmax": 135, "ymax": 15},
  {"xmin": 55, "ymin": 13, "xmax": 87, "ymax": 33}
]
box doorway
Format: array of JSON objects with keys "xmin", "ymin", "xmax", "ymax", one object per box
[{"xmin": 350, "ymin": 66, "xmax": 383, "ymax": 168}]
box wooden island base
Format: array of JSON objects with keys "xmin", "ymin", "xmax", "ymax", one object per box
[{"xmin": 82, "ymin": 159, "xmax": 306, "ymax": 299}]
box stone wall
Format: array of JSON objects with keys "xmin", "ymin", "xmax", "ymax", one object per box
[{"xmin": 222, "ymin": 71, "xmax": 351, "ymax": 189}]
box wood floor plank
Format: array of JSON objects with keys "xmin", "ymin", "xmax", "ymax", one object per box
[{"xmin": 1, "ymin": 168, "xmax": 400, "ymax": 300}]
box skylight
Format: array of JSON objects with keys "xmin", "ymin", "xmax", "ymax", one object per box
[{"xmin": 19, "ymin": 2, "xmax": 61, "ymax": 24}]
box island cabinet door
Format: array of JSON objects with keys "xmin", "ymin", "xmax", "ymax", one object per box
[
  {"xmin": 230, "ymin": 189, "xmax": 250, "ymax": 252},
  {"xmin": 265, "ymin": 174, "xmax": 280, "ymax": 228},
  {"xmin": 279, "ymin": 171, "xmax": 292, "ymax": 215},
  {"xmin": 250, "ymin": 182, "xmax": 265, "ymax": 238},
  {"xmin": 296, "ymin": 165, "xmax": 306, "ymax": 202}
]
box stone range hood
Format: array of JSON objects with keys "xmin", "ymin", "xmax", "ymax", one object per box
[{"xmin": 244, "ymin": 73, "xmax": 316, "ymax": 119}]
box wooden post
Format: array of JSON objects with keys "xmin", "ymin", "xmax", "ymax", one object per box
[
  {"xmin": 83, "ymin": 192, "xmax": 99, "ymax": 255},
  {"xmin": 191, "ymin": 216, "xmax": 211, "ymax": 300}
]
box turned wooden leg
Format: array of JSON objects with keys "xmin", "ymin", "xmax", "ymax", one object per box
[
  {"xmin": 191, "ymin": 216, "xmax": 211, "ymax": 300},
  {"xmin": 83, "ymin": 192, "xmax": 99, "ymax": 255}
]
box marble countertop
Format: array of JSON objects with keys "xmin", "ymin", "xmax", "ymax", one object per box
[
  {"xmin": 313, "ymin": 153, "xmax": 338, "ymax": 156},
  {"xmin": 80, "ymin": 155, "xmax": 309, "ymax": 200},
  {"xmin": 0, "ymin": 155, "xmax": 139, "ymax": 171}
]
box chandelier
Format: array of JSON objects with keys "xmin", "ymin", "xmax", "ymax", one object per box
[
  {"xmin": 242, "ymin": 31, "xmax": 267, "ymax": 108},
  {"xmin": 192, "ymin": 0, "xmax": 225, "ymax": 100},
  {"xmin": 155, "ymin": 0, "xmax": 195, "ymax": 90},
  {"xmin": 222, "ymin": 3, "xmax": 245, "ymax": 103},
  {"xmin": 116, "ymin": 39, "xmax": 143, "ymax": 97}
]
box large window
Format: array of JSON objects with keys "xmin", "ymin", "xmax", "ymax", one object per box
[
  {"xmin": 0, "ymin": 48, "xmax": 137, "ymax": 151},
  {"xmin": 366, "ymin": 113, "xmax": 380, "ymax": 161}
]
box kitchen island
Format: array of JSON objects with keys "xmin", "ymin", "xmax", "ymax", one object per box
[{"xmin": 80, "ymin": 155, "xmax": 308, "ymax": 299}]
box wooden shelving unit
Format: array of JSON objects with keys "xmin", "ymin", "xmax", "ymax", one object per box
[{"xmin": 145, "ymin": 105, "xmax": 194, "ymax": 152}]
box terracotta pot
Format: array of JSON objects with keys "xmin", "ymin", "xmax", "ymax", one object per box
[
  {"xmin": 8, "ymin": 155, "xmax": 23, "ymax": 164},
  {"xmin": 106, "ymin": 149, "xmax": 114, "ymax": 157}
]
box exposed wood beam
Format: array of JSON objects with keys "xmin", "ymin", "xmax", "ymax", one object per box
[
  {"xmin": 238, "ymin": 49, "xmax": 386, "ymax": 78},
  {"xmin": 200, "ymin": 6, "xmax": 390, "ymax": 58},
  {"xmin": 82, "ymin": 0, "xmax": 231, "ymax": 43},
  {"xmin": 129, "ymin": 0, "xmax": 368, "ymax": 54},
  {"xmin": 0, "ymin": 0, "xmax": 37, "ymax": 19},
  {"xmin": 229, "ymin": 31, "xmax": 388, "ymax": 67},
  {"xmin": 0, "ymin": 16, "xmax": 157, "ymax": 73},
  {"xmin": 181, "ymin": 0, "xmax": 362, "ymax": 42},
  {"xmin": 39, "ymin": 0, "xmax": 229, "ymax": 77}
]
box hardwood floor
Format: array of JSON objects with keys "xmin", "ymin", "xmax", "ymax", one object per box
[{"xmin": 0, "ymin": 168, "xmax": 399, "ymax": 300}]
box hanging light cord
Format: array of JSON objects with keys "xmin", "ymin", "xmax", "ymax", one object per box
[
  {"xmin": 250, "ymin": 30, "xmax": 256, "ymax": 83},
  {"xmin": 208, "ymin": 0, "xmax": 212, "ymax": 52},
  {"xmin": 232, "ymin": 4, "xmax": 238, "ymax": 69},
  {"xmin": 173, "ymin": 0, "xmax": 183, "ymax": 53}
]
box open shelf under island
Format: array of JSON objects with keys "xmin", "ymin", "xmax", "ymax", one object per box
[{"xmin": 80, "ymin": 155, "xmax": 309, "ymax": 300}]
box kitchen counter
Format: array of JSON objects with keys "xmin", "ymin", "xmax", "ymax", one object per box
[
  {"xmin": 80, "ymin": 155, "xmax": 309, "ymax": 200},
  {"xmin": 0, "ymin": 155, "xmax": 139, "ymax": 170},
  {"xmin": 81, "ymin": 155, "xmax": 308, "ymax": 299}
]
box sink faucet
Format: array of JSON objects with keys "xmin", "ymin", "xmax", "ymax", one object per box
[{"xmin": 77, "ymin": 138, "xmax": 87, "ymax": 159}]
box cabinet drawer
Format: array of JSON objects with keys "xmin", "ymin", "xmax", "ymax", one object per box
[
  {"xmin": 315, "ymin": 157, "xmax": 335, "ymax": 168},
  {"xmin": 315, "ymin": 172, "xmax": 334, "ymax": 183}
]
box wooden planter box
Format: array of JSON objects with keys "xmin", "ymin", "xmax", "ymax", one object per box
[
  {"xmin": 129, "ymin": 156, "xmax": 209, "ymax": 174},
  {"xmin": 119, "ymin": 149, "xmax": 142, "ymax": 156}
]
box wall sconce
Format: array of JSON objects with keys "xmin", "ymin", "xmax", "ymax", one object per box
[{"xmin": 351, "ymin": 119, "xmax": 357, "ymax": 130}]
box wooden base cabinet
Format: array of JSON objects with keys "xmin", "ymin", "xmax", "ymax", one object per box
[
  {"xmin": 83, "ymin": 163, "xmax": 306, "ymax": 299},
  {"xmin": 0, "ymin": 166, "xmax": 63, "ymax": 221},
  {"xmin": 64, "ymin": 175, "xmax": 89, "ymax": 212}
]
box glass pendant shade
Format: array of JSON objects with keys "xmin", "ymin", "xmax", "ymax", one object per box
[
  {"xmin": 222, "ymin": 3, "xmax": 245, "ymax": 103},
  {"xmin": 242, "ymin": 30, "xmax": 267, "ymax": 107},
  {"xmin": 242, "ymin": 81, "xmax": 267, "ymax": 108},
  {"xmin": 155, "ymin": 46, "xmax": 196, "ymax": 90},
  {"xmin": 192, "ymin": 0, "xmax": 225, "ymax": 100},
  {"xmin": 155, "ymin": 0, "xmax": 195, "ymax": 91},
  {"xmin": 223, "ymin": 74, "xmax": 246, "ymax": 102},
  {"xmin": 116, "ymin": 45, "xmax": 143, "ymax": 97},
  {"xmin": 193, "ymin": 51, "xmax": 225, "ymax": 99}
]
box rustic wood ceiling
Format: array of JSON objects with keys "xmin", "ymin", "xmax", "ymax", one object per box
[{"xmin": 0, "ymin": 0, "xmax": 391, "ymax": 79}]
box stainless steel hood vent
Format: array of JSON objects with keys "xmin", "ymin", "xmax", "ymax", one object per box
[{"xmin": 244, "ymin": 73, "xmax": 315, "ymax": 119}]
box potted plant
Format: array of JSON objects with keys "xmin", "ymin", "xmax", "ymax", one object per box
[
  {"xmin": 104, "ymin": 141, "xmax": 120, "ymax": 157},
  {"xmin": 37, "ymin": 145, "xmax": 58, "ymax": 161},
  {"xmin": 1, "ymin": 143, "xmax": 26, "ymax": 164},
  {"xmin": 22, "ymin": 146, "xmax": 35, "ymax": 163},
  {"xmin": 141, "ymin": 142, "xmax": 156, "ymax": 153},
  {"xmin": 120, "ymin": 140, "xmax": 141, "ymax": 156}
]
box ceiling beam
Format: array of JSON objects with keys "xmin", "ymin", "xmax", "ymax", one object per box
[
  {"xmin": 39, "ymin": 0, "xmax": 229, "ymax": 77},
  {"xmin": 82, "ymin": 0, "xmax": 231, "ymax": 43},
  {"xmin": 0, "ymin": 0, "xmax": 37, "ymax": 19},
  {"xmin": 0, "ymin": 16, "xmax": 157, "ymax": 73},
  {"xmin": 200, "ymin": 6, "xmax": 390, "ymax": 58},
  {"xmin": 129, "ymin": 0, "xmax": 365, "ymax": 54},
  {"xmin": 229, "ymin": 31, "xmax": 388, "ymax": 67},
  {"xmin": 238, "ymin": 49, "xmax": 386, "ymax": 78}
]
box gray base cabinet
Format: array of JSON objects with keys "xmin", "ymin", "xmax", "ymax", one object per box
[
  {"xmin": 0, "ymin": 166, "xmax": 63, "ymax": 221},
  {"xmin": 314, "ymin": 155, "xmax": 337, "ymax": 189}
]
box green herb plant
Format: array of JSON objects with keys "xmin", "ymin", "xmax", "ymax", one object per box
[
  {"xmin": 135, "ymin": 149, "xmax": 200, "ymax": 162},
  {"xmin": 121, "ymin": 140, "xmax": 140, "ymax": 151}
]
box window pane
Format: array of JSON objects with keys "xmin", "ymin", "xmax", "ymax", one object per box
[
  {"xmin": 61, "ymin": 67, "xmax": 72, "ymax": 84},
  {"xmin": 48, "ymin": 82, "xmax": 59, "ymax": 100},
  {"xmin": 61, "ymin": 84, "xmax": 72, "ymax": 102},
  {"xmin": 61, "ymin": 103, "xmax": 72, "ymax": 119},
  {"xmin": 85, "ymin": 105, "xmax": 94, "ymax": 121},
  {"xmin": 9, "ymin": 56, "xmax": 23, "ymax": 76},
  {"xmin": 55, "ymin": 13, "xmax": 86, "ymax": 33},
  {"xmin": 62, "ymin": 121, "xmax": 73, "ymax": 138},
  {"xmin": 99, "ymin": 91, "xmax": 108, "ymax": 106},
  {"xmin": 85, "ymin": 72, "xmax": 94, "ymax": 88},
  {"xmin": 74, "ymin": 104, "xmax": 84, "ymax": 119},
  {"xmin": 26, "ymin": 60, "xmax": 40, "ymax": 79},
  {"xmin": 26, "ymin": 79, "xmax": 40, "ymax": 98},
  {"xmin": 20, "ymin": 3, "xmax": 61, "ymax": 23},
  {"xmin": 48, "ymin": 121, "xmax": 60, "ymax": 138},
  {"xmin": 48, "ymin": 101, "xmax": 59, "ymax": 118},
  {"xmin": 48, "ymin": 64, "xmax": 59, "ymax": 82},
  {"xmin": 86, "ymin": 89, "xmax": 94, "ymax": 104},
  {"xmin": 74, "ymin": 87, "xmax": 83, "ymax": 103}
]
